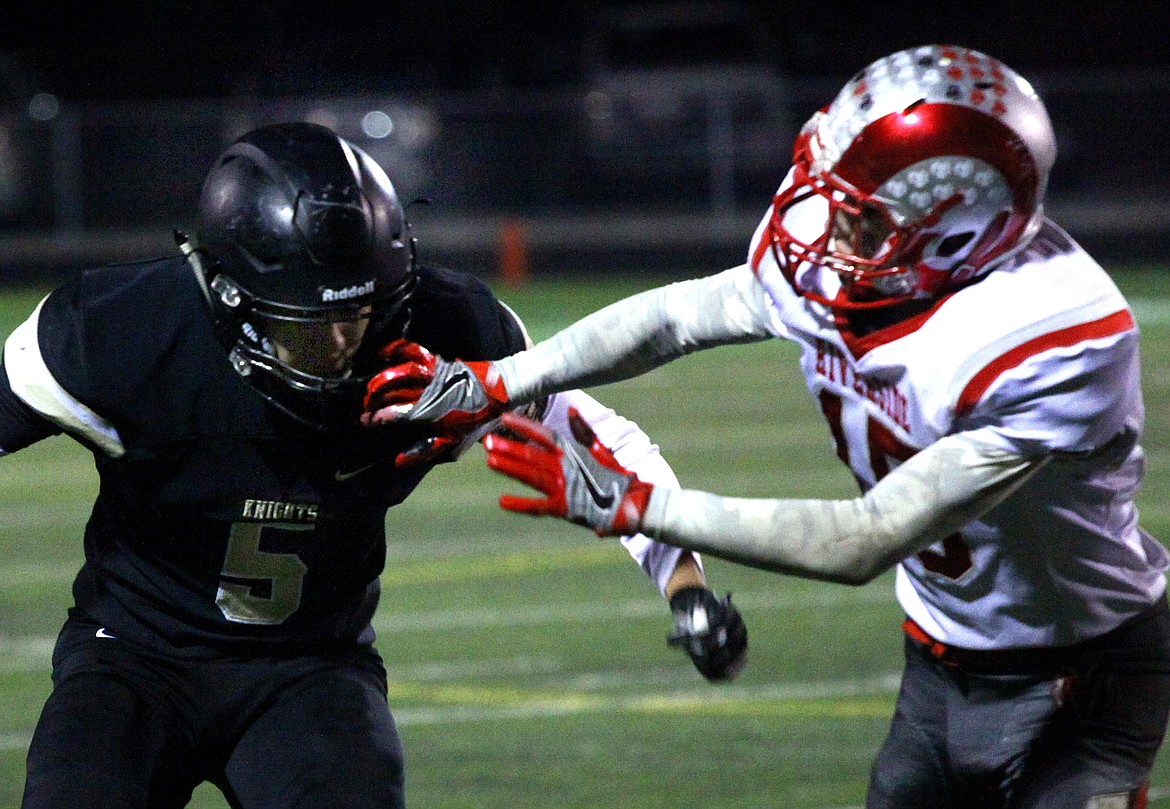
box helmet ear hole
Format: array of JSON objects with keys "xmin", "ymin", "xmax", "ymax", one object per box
[{"xmin": 936, "ymin": 231, "xmax": 975, "ymax": 259}]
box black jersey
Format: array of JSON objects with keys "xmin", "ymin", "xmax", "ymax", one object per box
[{"xmin": 0, "ymin": 256, "xmax": 526, "ymax": 657}]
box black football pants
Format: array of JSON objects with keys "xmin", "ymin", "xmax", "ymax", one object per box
[
  {"xmin": 22, "ymin": 618, "xmax": 405, "ymax": 809},
  {"xmin": 866, "ymin": 596, "xmax": 1170, "ymax": 809}
]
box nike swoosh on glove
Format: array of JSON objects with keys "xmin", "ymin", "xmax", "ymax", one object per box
[
  {"xmin": 483, "ymin": 408, "xmax": 654, "ymax": 537},
  {"xmin": 362, "ymin": 339, "xmax": 510, "ymax": 468}
]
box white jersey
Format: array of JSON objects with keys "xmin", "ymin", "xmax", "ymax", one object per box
[
  {"xmin": 492, "ymin": 186, "xmax": 1167, "ymax": 649},
  {"xmin": 748, "ymin": 199, "xmax": 1168, "ymax": 648}
]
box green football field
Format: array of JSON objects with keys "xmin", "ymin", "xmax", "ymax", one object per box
[{"xmin": 0, "ymin": 268, "xmax": 1168, "ymax": 808}]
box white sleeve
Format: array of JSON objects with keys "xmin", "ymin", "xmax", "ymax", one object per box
[
  {"xmin": 3, "ymin": 298, "xmax": 124, "ymax": 457},
  {"xmin": 541, "ymin": 389, "xmax": 697, "ymax": 596},
  {"xmin": 639, "ymin": 431, "xmax": 1046, "ymax": 585},
  {"xmin": 496, "ymin": 264, "xmax": 774, "ymax": 403}
]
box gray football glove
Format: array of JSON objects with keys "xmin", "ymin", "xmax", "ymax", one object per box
[
  {"xmin": 484, "ymin": 408, "xmax": 655, "ymax": 536},
  {"xmin": 362, "ymin": 339, "xmax": 511, "ymax": 467},
  {"xmin": 667, "ymin": 586, "xmax": 748, "ymax": 682}
]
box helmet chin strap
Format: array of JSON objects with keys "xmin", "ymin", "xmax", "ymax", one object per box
[{"xmin": 175, "ymin": 230, "xmax": 214, "ymax": 308}]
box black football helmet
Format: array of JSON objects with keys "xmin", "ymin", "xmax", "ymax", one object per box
[{"xmin": 189, "ymin": 121, "xmax": 417, "ymax": 427}]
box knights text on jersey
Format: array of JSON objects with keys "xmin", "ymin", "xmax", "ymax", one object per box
[
  {"xmin": 749, "ymin": 217, "xmax": 1169, "ymax": 649},
  {"xmin": 0, "ymin": 257, "xmax": 527, "ymax": 657}
]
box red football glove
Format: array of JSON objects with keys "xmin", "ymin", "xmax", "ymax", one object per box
[
  {"xmin": 363, "ymin": 339, "xmax": 510, "ymax": 468},
  {"xmin": 483, "ymin": 408, "xmax": 654, "ymax": 537}
]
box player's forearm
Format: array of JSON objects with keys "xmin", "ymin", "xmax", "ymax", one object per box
[
  {"xmin": 496, "ymin": 265, "xmax": 772, "ymax": 403},
  {"xmin": 639, "ymin": 433, "xmax": 1046, "ymax": 585}
]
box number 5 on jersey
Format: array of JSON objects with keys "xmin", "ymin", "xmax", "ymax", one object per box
[{"xmin": 216, "ymin": 522, "xmax": 311, "ymax": 625}]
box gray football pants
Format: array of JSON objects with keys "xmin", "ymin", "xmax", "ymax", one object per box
[{"xmin": 866, "ymin": 598, "xmax": 1170, "ymax": 809}]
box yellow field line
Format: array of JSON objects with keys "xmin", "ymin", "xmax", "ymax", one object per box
[{"xmin": 386, "ymin": 678, "xmax": 898, "ymax": 723}]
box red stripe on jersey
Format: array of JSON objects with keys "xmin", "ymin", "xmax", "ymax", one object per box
[
  {"xmin": 955, "ymin": 309, "xmax": 1135, "ymax": 417},
  {"xmin": 839, "ymin": 292, "xmax": 956, "ymax": 359}
]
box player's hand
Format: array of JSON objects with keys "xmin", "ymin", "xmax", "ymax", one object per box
[
  {"xmin": 483, "ymin": 408, "xmax": 654, "ymax": 536},
  {"xmin": 667, "ymin": 587, "xmax": 748, "ymax": 682},
  {"xmin": 362, "ymin": 339, "xmax": 510, "ymax": 468}
]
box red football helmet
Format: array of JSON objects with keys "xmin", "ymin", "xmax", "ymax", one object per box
[{"xmin": 766, "ymin": 45, "xmax": 1056, "ymax": 309}]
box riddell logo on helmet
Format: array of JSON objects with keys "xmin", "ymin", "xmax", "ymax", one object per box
[{"xmin": 320, "ymin": 280, "xmax": 376, "ymax": 302}]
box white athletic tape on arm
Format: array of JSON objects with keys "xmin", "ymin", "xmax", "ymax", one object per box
[
  {"xmin": 496, "ymin": 264, "xmax": 773, "ymax": 403},
  {"xmin": 640, "ymin": 432, "xmax": 1045, "ymax": 585}
]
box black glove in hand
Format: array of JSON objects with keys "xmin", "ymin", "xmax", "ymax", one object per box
[{"xmin": 667, "ymin": 586, "xmax": 748, "ymax": 682}]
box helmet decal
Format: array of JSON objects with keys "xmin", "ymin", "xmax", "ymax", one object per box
[
  {"xmin": 320, "ymin": 280, "xmax": 377, "ymax": 303},
  {"xmin": 768, "ymin": 45, "xmax": 1055, "ymax": 310},
  {"xmin": 192, "ymin": 122, "xmax": 418, "ymax": 427}
]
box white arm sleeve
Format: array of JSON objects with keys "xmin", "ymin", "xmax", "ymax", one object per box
[
  {"xmin": 3, "ymin": 298, "xmax": 124, "ymax": 457},
  {"xmin": 541, "ymin": 389, "xmax": 697, "ymax": 596},
  {"xmin": 496, "ymin": 264, "xmax": 773, "ymax": 403},
  {"xmin": 639, "ymin": 432, "xmax": 1047, "ymax": 585}
]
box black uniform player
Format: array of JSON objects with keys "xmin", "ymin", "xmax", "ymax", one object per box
[{"xmin": 1, "ymin": 123, "xmax": 747, "ymax": 808}]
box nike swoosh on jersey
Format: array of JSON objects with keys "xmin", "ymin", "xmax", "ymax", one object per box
[
  {"xmin": 95, "ymin": 627, "xmax": 117, "ymax": 639},
  {"xmin": 334, "ymin": 460, "xmax": 384, "ymax": 482}
]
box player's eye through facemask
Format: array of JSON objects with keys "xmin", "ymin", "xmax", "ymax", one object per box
[
  {"xmin": 771, "ymin": 182, "xmax": 919, "ymax": 305},
  {"xmin": 253, "ymin": 305, "xmax": 374, "ymax": 385},
  {"xmin": 825, "ymin": 200, "xmax": 912, "ymax": 296},
  {"xmin": 831, "ymin": 204, "xmax": 888, "ymax": 260}
]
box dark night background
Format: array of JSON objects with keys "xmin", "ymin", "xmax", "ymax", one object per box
[
  {"xmin": 5, "ymin": 0, "xmax": 1168, "ymax": 101},
  {"xmin": 2, "ymin": 1, "xmax": 1169, "ymax": 276}
]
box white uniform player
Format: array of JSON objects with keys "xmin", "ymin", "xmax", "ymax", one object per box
[
  {"xmin": 750, "ymin": 201, "xmax": 1165, "ymax": 652},
  {"xmin": 363, "ymin": 45, "xmax": 1170, "ymax": 808}
]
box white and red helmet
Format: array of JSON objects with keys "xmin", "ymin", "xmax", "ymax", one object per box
[{"xmin": 767, "ymin": 45, "xmax": 1056, "ymax": 309}]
